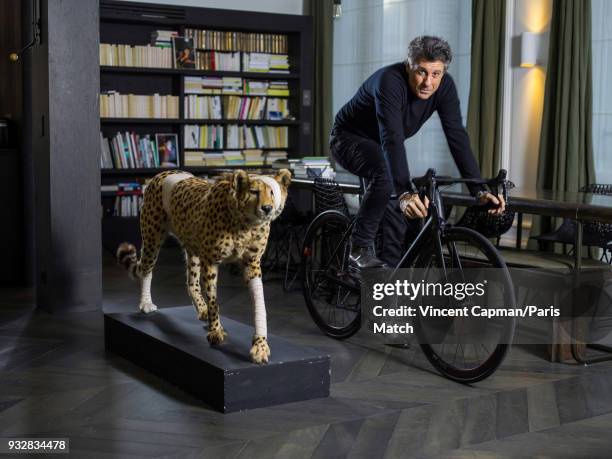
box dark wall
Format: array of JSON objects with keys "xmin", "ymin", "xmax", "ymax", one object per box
[{"xmin": 31, "ymin": 0, "xmax": 102, "ymax": 311}]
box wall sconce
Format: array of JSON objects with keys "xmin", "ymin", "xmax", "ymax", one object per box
[
  {"xmin": 520, "ymin": 32, "xmax": 540, "ymax": 68},
  {"xmin": 333, "ymin": 0, "xmax": 342, "ymax": 19}
]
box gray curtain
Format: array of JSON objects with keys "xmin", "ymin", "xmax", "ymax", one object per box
[
  {"xmin": 466, "ymin": 0, "xmax": 506, "ymax": 178},
  {"xmin": 537, "ymin": 0, "xmax": 594, "ymax": 193},
  {"xmin": 305, "ymin": 0, "xmax": 334, "ymax": 157},
  {"xmin": 530, "ymin": 0, "xmax": 595, "ymax": 251}
]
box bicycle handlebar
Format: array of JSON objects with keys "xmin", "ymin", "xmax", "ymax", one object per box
[
  {"xmin": 411, "ymin": 168, "xmax": 507, "ymax": 189},
  {"xmin": 411, "ymin": 168, "xmax": 509, "ymax": 208}
]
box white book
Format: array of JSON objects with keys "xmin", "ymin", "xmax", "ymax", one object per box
[{"xmin": 184, "ymin": 125, "xmax": 199, "ymax": 149}]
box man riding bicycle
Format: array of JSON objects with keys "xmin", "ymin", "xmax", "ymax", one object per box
[{"xmin": 330, "ymin": 35, "xmax": 506, "ymax": 271}]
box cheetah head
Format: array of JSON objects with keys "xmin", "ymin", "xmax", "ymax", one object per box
[{"xmin": 231, "ymin": 169, "xmax": 291, "ymax": 224}]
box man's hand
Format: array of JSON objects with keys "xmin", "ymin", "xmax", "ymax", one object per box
[
  {"xmin": 399, "ymin": 192, "xmax": 430, "ymax": 219},
  {"xmin": 478, "ymin": 191, "xmax": 506, "ymax": 215}
]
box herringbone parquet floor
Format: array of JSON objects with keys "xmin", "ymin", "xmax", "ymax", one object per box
[{"xmin": 2, "ymin": 248, "xmax": 612, "ymax": 458}]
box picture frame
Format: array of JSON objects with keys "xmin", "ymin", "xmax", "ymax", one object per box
[{"xmin": 155, "ymin": 133, "xmax": 179, "ymax": 167}]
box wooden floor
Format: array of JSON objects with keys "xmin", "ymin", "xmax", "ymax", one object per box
[{"xmin": 2, "ymin": 248, "xmax": 612, "ymax": 458}]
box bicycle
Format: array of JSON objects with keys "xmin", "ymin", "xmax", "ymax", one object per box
[{"xmin": 301, "ymin": 169, "xmax": 516, "ymax": 383}]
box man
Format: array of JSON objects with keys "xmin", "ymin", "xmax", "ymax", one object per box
[{"xmin": 329, "ymin": 35, "xmax": 505, "ymax": 270}]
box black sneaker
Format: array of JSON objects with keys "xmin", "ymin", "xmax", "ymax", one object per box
[{"xmin": 348, "ymin": 245, "xmax": 387, "ymax": 271}]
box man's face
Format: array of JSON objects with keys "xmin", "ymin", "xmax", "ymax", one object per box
[{"xmin": 408, "ymin": 59, "xmax": 445, "ymax": 100}]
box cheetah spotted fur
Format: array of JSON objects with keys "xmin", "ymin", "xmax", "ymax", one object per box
[{"xmin": 116, "ymin": 169, "xmax": 291, "ymax": 364}]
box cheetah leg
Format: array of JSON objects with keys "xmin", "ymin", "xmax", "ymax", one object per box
[
  {"xmin": 137, "ymin": 200, "xmax": 168, "ymax": 314},
  {"xmin": 244, "ymin": 259, "xmax": 270, "ymax": 364},
  {"xmin": 185, "ymin": 251, "xmax": 208, "ymax": 321},
  {"xmin": 203, "ymin": 264, "xmax": 225, "ymax": 344}
]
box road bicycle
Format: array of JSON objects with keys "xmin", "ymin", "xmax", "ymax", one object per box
[{"xmin": 301, "ymin": 169, "xmax": 516, "ymax": 383}]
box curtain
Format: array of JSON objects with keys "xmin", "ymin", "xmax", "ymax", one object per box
[
  {"xmin": 305, "ymin": 0, "xmax": 334, "ymax": 157},
  {"xmin": 530, "ymin": 0, "xmax": 595, "ymax": 251},
  {"xmin": 537, "ymin": 0, "xmax": 594, "ymax": 193},
  {"xmin": 466, "ymin": 0, "xmax": 506, "ymax": 178}
]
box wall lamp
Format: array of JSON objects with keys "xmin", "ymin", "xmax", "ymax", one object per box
[
  {"xmin": 520, "ymin": 32, "xmax": 540, "ymax": 68},
  {"xmin": 333, "ymin": 0, "xmax": 342, "ymax": 19}
]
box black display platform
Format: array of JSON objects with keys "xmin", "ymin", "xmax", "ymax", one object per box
[{"xmin": 104, "ymin": 306, "xmax": 330, "ymax": 412}]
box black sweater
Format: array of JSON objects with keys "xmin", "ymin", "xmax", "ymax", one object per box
[{"xmin": 332, "ymin": 62, "xmax": 482, "ymax": 194}]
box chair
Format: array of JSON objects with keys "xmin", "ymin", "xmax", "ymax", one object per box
[
  {"xmin": 312, "ymin": 176, "xmax": 351, "ymax": 216},
  {"xmin": 261, "ymin": 194, "xmax": 311, "ymax": 291},
  {"xmin": 264, "ymin": 177, "xmax": 352, "ymax": 291},
  {"xmin": 531, "ymin": 184, "xmax": 612, "ymax": 262}
]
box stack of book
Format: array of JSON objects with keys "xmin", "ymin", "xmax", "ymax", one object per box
[
  {"xmin": 224, "ymin": 151, "xmax": 245, "ymax": 166},
  {"xmin": 269, "ymin": 55, "xmax": 290, "ymax": 73},
  {"xmin": 184, "ymin": 95, "xmax": 222, "ymax": 119},
  {"xmin": 184, "ymin": 125, "xmax": 224, "ymax": 149},
  {"xmin": 151, "ymin": 30, "xmax": 178, "ymax": 48},
  {"xmin": 184, "ymin": 76, "xmax": 224, "ymax": 94},
  {"xmin": 222, "ymin": 77, "xmax": 243, "ymax": 95},
  {"xmin": 185, "ymin": 29, "xmax": 241, "ymax": 51},
  {"xmin": 266, "ymin": 98, "xmax": 290, "ymax": 120},
  {"xmin": 99, "ymin": 43, "xmax": 173, "ymax": 68},
  {"xmin": 242, "ymin": 53, "xmax": 290, "ymax": 73},
  {"xmin": 243, "ymin": 53, "xmax": 270, "ymax": 72},
  {"xmin": 241, "ymin": 33, "xmax": 288, "ymax": 53},
  {"xmin": 100, "ymin": 132, "xmax": 162, "ymax": 169},
  {"xmin": 223, "ymin": 96, "xmax": 267, "ymax": 120},
  {"xmin": 113, "ymin": 182, "xmax": 143, "ymax": 217},
  {"xmin": 195, "ymin": 51, "xmax": 241, "ymax": 71},
  {"xmin": 184, "ymin": 151, "xmax": 226, "ymax": 167},
  {"xmin": 100, "ymin": 91, "xmax": 179, "ymax": 119},
  {"xmin": 243, "ymin": 149, "xmax": 265, "ymax": 166},
  {"xmin": 225, "ymin": 125, "xmax": 288, "ymax": 149},
  {"xmin": 243, "ymin": 80, "xmax": 269, "ymax": 95},
  {"xmin": 292, "ymin": 157, "xmax": 334, "ymax": 179},
  {"xmin": 268, "ymin": 81, "xmax": 290, "ymax": 96},
  {"xmin": 266, "ymin": 150, "xmax": 289, "ymax": 166}
]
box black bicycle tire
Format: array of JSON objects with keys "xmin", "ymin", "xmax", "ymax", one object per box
[
  {"xmin": 414, "ymin": 226, "xmax": 516, "ymax": 384},
  {"xmin": 301, "ymin": 210, "xmax": 361, "ymax": 339}
]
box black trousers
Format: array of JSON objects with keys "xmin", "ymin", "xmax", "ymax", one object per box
[{"xmin": 330, "ymin": 130, "xmax": 419, "ymax": 267}]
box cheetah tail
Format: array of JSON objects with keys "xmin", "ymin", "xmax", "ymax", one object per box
[{"xmin": 116, "ymin": 242, "xmax": 140, "ymax": 279}]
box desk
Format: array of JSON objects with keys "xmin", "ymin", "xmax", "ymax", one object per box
[
  {"xmin": 442, "ymin": 188, "xmax": 612, "ymax": 275},
  {"xmin": 440, "ymin": 188, "xmax": 612, "ymax": 364}
]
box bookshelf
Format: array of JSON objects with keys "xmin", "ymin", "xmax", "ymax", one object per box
[
  {"xmin": 99, "ymin": 1, "xmax": 313, "ymax": 251},
  {"xmin": 99, "ymin": 0, "xmax": 312, "ymax": 171}
]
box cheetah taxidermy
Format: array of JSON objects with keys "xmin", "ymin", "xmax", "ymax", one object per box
[{"xmin": 117, "ymin": 169, "xmax": 291, "ymax": 364}]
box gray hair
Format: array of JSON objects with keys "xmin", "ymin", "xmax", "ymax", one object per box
[{"xmin": 406, "ymin": 36, "xmax": 453, "ymax": 70}]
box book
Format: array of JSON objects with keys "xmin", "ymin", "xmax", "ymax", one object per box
[{"xmin": 172, "ymin": 36, "xmax": 196, "ymax": 69}]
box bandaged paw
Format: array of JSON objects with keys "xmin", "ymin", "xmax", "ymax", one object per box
[
  {"xmin": 139, "ymin": 302, "xmax": 157, "ymax": 313},
  {"xmin": 250, "ymin": 335, "xmax": 270, "ymax": 364}
]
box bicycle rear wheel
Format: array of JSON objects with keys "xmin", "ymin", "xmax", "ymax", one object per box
[
  {"xmin": 302, "ymin": 210, "xmax": 361, "ymax": 339},
  {"xmin": 414, "ymin": 226, "xmax": 516, "ymax": 383}
]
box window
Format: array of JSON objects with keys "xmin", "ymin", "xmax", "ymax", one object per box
[
  {"xmin": 332, "ymin": 0, "xmax": 472, "ymax": 177},
  {"xmin": 592, "ymin": 0, "xmax": 612, "ymax": 183}
]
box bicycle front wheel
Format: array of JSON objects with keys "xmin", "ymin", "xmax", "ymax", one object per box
[
  {"xmin": 302, "ymin": 210, "xmax": 361, "ymax": 339},
  {"xmin": 414, "ymin": 226, "xmax": 516, "ymax": 384}
]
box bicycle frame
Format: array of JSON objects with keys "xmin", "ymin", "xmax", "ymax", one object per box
[{"xmin": 316, "ymin": 168, "xmax": 509, "ymax": 291}]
